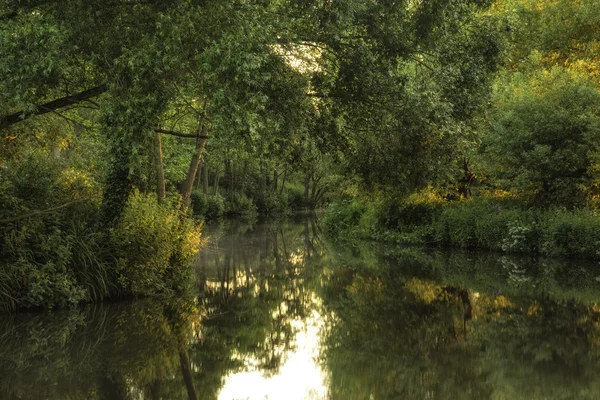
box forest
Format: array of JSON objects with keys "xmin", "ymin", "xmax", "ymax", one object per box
[{"xmin": 1, "ymin": 0, "xmax": 599, "ymax": 311}]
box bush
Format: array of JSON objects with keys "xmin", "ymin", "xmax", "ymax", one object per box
[
  {"xmin": 376, "ymin": 191, "xmax": 444, "ymax": 230},
  {"xmin": 206, "ymin": 195, "xmax": 225, "ymax": 219},
  {"xmin": 541, "ymin": 209, "xmax": 600, "ymax": 258},
  {"xmin": 225, "ymin": 193, "xmax": 258, "ymax": 217},
  {"xmin": 323, "ymin": 195, "xmax": 600, "ymax": 259},
  {"xmin": 112, "ymin": 191, "xmax": 202, "ymax": 297},
  {"xmin": 191, "ymin": 190, "xmax": 209, "ymax": 216},
  {"xmin": 287, "ymin": 185, "xmax": 307, "ymax": 210},
  {"xmin": 255, "ymin": 190, "xmax": 289, "ymax": 215},
  {"xmin": 322, "ymin": 200, "xmax": 368, "ymax": 237}
]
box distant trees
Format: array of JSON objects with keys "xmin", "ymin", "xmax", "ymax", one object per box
[
  {"xmin": 482, "ymin": 66, "xmax": 600, "ymax": 208},
  {"xmin": 475, "ymin": 0, "xmax": 600, "ymax": 208}
]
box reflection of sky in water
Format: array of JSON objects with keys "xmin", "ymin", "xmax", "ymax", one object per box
[{"xmin": 218, "ymin": 307, "xmax": 328, "ymax": 400}]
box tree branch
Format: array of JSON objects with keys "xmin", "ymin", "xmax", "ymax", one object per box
[
  {"xmin": 0, "ymin": 199, "xmax": 89, "ymax": 224},
  {"xmin": 0, "ymin": 84, "xmax": 108, "ymax": 129},
  {"xmin": 153, "ymin": 127, "xmax": 209, "ymax": 139}
]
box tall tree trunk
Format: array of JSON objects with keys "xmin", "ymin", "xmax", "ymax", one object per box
[
  {"xmin": 149, "ymin": 377, "xmax": 162, "ymax": 400},
  {"xmin": 194, "ymin": 162, "xmax": 202, "ymax": 190},
  {"xmin": 212, "ymin": 166, "xmax": 220, "ymax": 196},
  {"xmin": 225, "ymin": 147, "xmax": 231, "ymax": 188},
  {"xmin": 310, "ymin": 176, "xmax": 321, "ymax": 207},
  {"xmin": 304, "ymin": 175, "xmax": 310, "ymax": 207},
  {"xmin": 273, "ymin": 167, "xmax": 278, "ymax": 193},
  {"xmin": 155, "ymin": 131, "xmax": 166, "ymax": 201},
  {"xmin": 180, "ymin": 134, "xmax": 207, "ymax": 208},
  {"xmin": 230, "ymin": 160, "xmax": 235, "ymax": 201},
  {"xmin": 203, "ymin": 160, "xmax": 209, "ymax": 195},
  {"xmin": 259, "ymin": 161, "xmax": 266, "ymax": 193},
  {"xmin": 241, "ymin": 161, "xmax": 249, "ymax": 194},
  {"xmin": 279, "ymin": 165, "xmax": 288, "ymax": 196}
]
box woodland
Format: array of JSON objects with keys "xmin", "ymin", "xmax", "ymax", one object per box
[{"xmin": 1, "ymin": 0, "xmax": 599, "ymax": 311}]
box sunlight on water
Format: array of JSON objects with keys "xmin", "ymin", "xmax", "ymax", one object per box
[{"xmin": 218, "ymin": 308, "xmax": 328, "ymax": 400}]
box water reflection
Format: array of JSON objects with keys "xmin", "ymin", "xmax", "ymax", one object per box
[
  {"xmin": 320, "ymin": 243, "xmax": 600, "ymax": 399},
  {"xmin": 3, "ymin": 215, "xmax": 600, "ymax": 399},
  {"xmin": 193, "ymin": 216, "xmax": 326, "ymax": 399}
]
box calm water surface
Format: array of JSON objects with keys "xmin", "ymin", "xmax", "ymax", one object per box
[{"xmin": 2, "ymin": 214, "xmax": 600, "ymax": 399}]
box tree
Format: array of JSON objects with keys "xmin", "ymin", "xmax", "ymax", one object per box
[{"xmin": 481, "ymin": 65, "xmax": 600, "ymax": 208}]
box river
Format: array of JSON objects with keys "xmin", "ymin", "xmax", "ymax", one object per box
[{"xmin": 2, "ymin": 214, "xmax": 600, "ymax": 399}]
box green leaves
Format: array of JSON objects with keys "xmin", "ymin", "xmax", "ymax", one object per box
[{"xmin": 482, "ymin": 66, "xmax": 600, "ymax": 207}]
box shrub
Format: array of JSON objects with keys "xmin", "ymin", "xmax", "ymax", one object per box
[
  {"xmin": 322, "ymin": 200, "xmax": 368, "ymax": 237},
  {"xmin": 206, "ymin": 195, "xmax": 225, "ymax": 219},
  {"xmin": 541, "ymin": 209, "xmax": 600, "ymax": 258},
  {"xmin": 112, "ymin": 191, "xmax": 202, "ymax": 297},
  {"xmin": 376, "ymin": 191, "xmax": 444, "ymax": 230},
  {"xmin": 191, "ymin": 190, "xmax": 209, "ymax": 216},
  {"xmin": 255, "ymin": 190, "xmax": 288, "ymax": 215},
  {"xmin": 225, "ymin": 193, "xmax": 258, "ymax": 217},
  {"xmin": 323, "ymin": 195, "xmax": 600, "ymax": 259},
  {"xmin": 287, "ymin": 185, "xmax": 307, "ymax": 210}
]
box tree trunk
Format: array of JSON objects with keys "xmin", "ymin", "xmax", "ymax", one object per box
[
  {"xmin": 155, "ymin": 131, "xmax": 166, "ymax": 201},
  {"xmin": 241, "ymin": 161, "xmax": 249, "ymax": 194},
  {"xmin": 149, "ymin": 377, "xmax": 162, "ymax": 400},
  {"xmin": 273, "ymin": 167, "xmax": 278, "ymax": 193},
  {"xmin": 259, "ymin": 162, "xmax": 266, "ymax": 193},
  {"xmin": 194, "ymin": 162, "xmax": 201, "ymax": 190},
  {"xmin": 230, "ymin": 160, "xmax": 235, "ymax": 200},
  {"xmin": 304, "ymin": 176, "xmax": 310, "ymax": 207},
  {"xmin": 213, "ymin": 166, "xmax": 220, "ymax": 196},
  {"xmin": 180, "ymin": 134, "xmax": 207, "ymax": 208},
  {"xmin": 279, "ymin": 165, "xmax": 288, "ymax": 195},
  {"xmin": 203, "ymin": 160, "xmax": 209, "ymax": 195}
]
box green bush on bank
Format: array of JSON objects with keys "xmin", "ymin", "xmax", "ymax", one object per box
[
  {"xmin": 112, "ymin": 191, "xmax": 202, "ymax": 297},
  {"xmin": 0, "ymin": 188, "xmax": 202, "ymax": 312},
  {"xmin": 323, "ymin": 198, "xmax": 600, "ymax": 259},
  {"xmin": 191, "ymin": 189, "xmax": 257, "ymax": 219},
  {"xmin": 191, "ymin": 184, "xmax": 316, "ymax": 220}
]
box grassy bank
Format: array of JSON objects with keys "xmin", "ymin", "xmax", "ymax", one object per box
[{"xmin": 322, "ymin": 196, "xmax": 600, "ymax": 260}]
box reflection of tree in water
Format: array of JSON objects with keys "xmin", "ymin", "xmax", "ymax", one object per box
[
  {"xmin": 189, "ymin": 215, "xmax": 324, "ymax": 399},
  {"xmin": 0, "ymin": 300, "xmax": 201, "ymax": 400},
  {"xmin": 319, "ymin": 244, "xmax": 600, "ymax": 400},
  {"xmin": 8, "ymin": 218, "xmax": 599, "ymax": 399},
  {"xmin": 0, "ymin": 216, "xmax": 324, "ymax": 400}
]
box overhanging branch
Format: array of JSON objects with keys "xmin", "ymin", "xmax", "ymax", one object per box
[
  {"xmin": 153, "ymin": 127, "xmax": 209, "ymax": 139},
  {"xmin": 0, "ymin": 84, "xmax": 108, "ymax": 129},
  {"xmin": 0, "ymin": 85, "xmax": 210, "ymax": 140}
]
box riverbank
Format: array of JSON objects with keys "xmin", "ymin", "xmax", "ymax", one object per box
[
  {"xmin": 0, "ymin": 191, "xmax": 202, "ymax": 312},
  {"xmin": 322, "ymin": 197, "xmax": 600, "ymax": 260}
]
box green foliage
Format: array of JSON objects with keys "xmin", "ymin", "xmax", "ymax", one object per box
[
  {"xmin": 112, "ymin": 191, "xmax": 201, "ymax": 297},
  {"xmin": 255, "ymin": 190, "xmax": 288, "ymax": 215},
  {"xmin": 206, "ymin": 195, "xmax": 225, "ymax": 219},
  {"xmin": 540, "ymin": 209, "xmax": 600, "ymax": 258},
  {"xmin": 225, "ymin": 193, "xmax": 258, "ymax": 218},
  {"xmin": 324, "ymin": 197, "xmax": 600, "ymax": 259},
  {"xmin": 482, "ymin": 66, "xmax": 600, "ymax": 208},
  {"xmin": 286, "ymin": 184, "xmax": 307, "ymax": 210},
  {"xmin": 322, "ymin": 200, "xmax": 368, "ymax": 238},
  {"xmin": 191, "ymin": 190, "xmax": 209, "ymax": 217}
]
